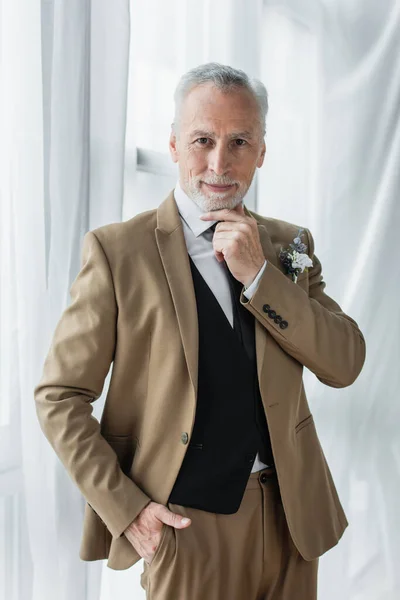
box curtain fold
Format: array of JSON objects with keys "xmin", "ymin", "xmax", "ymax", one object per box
[
  {"xmin": 260, "ymin": 2, "xmax": 400, "ymax": 598},
  {"xmin": 1, "ymin": 1, "xmax": 130, "ymax": 599}
]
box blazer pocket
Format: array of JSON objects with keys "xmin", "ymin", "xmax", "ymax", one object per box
[
  {"xmin": 103, "ymin": 433, "xmax": 139, "ymax": 475},
  {"xmin": 294, "ymin": 414, "xmax": 314, "ymax": 434}
]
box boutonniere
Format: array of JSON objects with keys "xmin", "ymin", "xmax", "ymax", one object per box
[{"xmin": 279, "ymin": 228, "xmax": 313, "ymax": 283}]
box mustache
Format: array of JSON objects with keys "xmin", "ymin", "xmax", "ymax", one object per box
[{"xmin": 199, "ymin": 177, "xmax": 239, "ymax": 186}]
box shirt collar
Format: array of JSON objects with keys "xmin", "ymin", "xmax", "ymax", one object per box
[{"xmin": 173, "ymin": 179, "xmax": 246, "ymax": 238}]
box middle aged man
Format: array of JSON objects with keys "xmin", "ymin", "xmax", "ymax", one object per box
[{"xmin": 34, "ymin": 63, "xmax": 366, "ymax": 600}]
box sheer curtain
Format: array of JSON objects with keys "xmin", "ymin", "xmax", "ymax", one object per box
[
  {"xmin": 1, "ymin": 1, "xmax": 130, "ymax": 599},
  {"xmin": 0, "ymin": 0, "xmax": 399, "ymax": 599},
  {"xmin": 259, "ymin": 1, "xmax": 400, "ymax": 598}
]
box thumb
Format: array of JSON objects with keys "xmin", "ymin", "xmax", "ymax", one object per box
[{"xmin": 159, "ymin": 506, "xmax": 192, "ymax": 529}]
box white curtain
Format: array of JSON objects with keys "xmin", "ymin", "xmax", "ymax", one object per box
[
  {"xmin": 1, "ymin": 1, "xmax": 130, "ymax": 599},
  {"xmin": 259, "ymin": 1, "xmax": 400, "ymax": 598},
  {"xmin": 1, "ymin": 0, "xmax": 399, "ymax": 599}
]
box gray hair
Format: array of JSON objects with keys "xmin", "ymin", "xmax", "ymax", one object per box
[{"xmin": 172, "ymin": 62, "xmax": 268, "ymax": 138}]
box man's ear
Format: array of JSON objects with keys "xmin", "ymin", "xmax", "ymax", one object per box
[
  {"xmin": 169, "ymin": 128, "xmax": 179, "ymax": 163},
  {"xmin": 257, "ymin": 140, "xmax": 266, "ymax": 168}
]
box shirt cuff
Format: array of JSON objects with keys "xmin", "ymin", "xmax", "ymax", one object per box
[{"xmin": 243, "ymin": 260, "xmax": 268, "ymax": 300}]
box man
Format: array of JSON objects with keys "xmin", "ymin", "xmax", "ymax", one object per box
[{"xmin": 34, "ymin": 63, "xmax": 366, "ymax": 599}]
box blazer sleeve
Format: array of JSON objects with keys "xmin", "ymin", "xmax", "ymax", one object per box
[
  {"xmin": 34, "ymin": 231, "xmax": 152, "ymax": 539},
  {"xmin": 239, "ymin": 227, "xmax": 366, "ymax": 388}
]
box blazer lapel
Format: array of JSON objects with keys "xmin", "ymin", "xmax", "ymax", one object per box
[
  {"xmin": 155, "ymin": 190, "xmax": 282, "ymax": 398},
  {"xmin": 155, "ymin": 191, "xmax": 199, "ymax": 398}
]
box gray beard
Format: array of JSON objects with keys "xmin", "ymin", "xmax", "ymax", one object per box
[{"xmin": 183, "ymin": 179, "xmax": 251, "ymax": 212}]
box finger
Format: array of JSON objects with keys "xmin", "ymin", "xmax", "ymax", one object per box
[
  {"xmin": 200, "ymin": 207, "xmax": 245, "ymax": 223},
  {"xmin": 212, "ymin": 239, "xmax": 240, "ymax": 261},
  {"xmin": 159, "ymin": 506, "xmax": 191, "ymax": 528},
  {"xmin": 213, "ymin": 231, "xmax": 245, "ymax": 243},
  {"xmin": 213, "ymin": 221, "xmax": 251, "ymax": 232}
]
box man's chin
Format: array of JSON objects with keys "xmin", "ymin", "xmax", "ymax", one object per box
[
  {"xmin": 198, "ymin": 185, "xmax": 241, "ymax": 210},
  {"xmin": 194, "ymin": 195, "xmax": 237, "ymax": 212},
  {"xmin": 185, "ymin": 181, "xmax": 245, "ymax": 211}
]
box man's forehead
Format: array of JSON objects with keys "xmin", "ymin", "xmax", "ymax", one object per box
[
  {"xmin": 182, "ymin": 107, "xmax": 259, "ymax": 135},
  {"xmin": 185, "ymin": 123, "xmax": 257, "ymax": 139}
]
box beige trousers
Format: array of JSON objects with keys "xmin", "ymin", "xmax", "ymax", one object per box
[{"xmin": 140, "ymin": 466, "xmax": 319, "ymax": 599}]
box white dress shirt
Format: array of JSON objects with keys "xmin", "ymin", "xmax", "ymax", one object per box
[{"xmin": 174, "ymin": 180, "xmax": 270, "ymax": 473}]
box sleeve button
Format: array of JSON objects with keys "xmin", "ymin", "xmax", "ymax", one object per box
[
  {"xmin": 262, "ymin": 304, "xmax": 271, "ymax": 313},
  {"xmin": 268, "ymin": 310, "xmax": 277, "ymax": 319},
  {"xmin": 279, "ymin": 320, "xmax": 289, "ymax": 329}
]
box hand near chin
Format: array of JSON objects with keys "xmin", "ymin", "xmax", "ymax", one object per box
[
  {"xmin": 199, "ymin": 202, "xmax": 265, "ymax": 287},
  {"xmin": 123, "ymin": 501, "xmax": 192, "ymax": 564}
]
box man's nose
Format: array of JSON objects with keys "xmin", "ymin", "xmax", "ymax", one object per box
[{"xmin": 208, "ymin": 144, "xmax": 231, "ymax": 176}]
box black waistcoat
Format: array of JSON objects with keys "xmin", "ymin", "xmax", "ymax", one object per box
[{"xmin": 168, "ymin": 255, "xmax": 275, "ymax": 514}]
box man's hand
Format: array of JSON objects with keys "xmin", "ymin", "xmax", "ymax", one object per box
[
  {"xmin": 199, "ymin": 202, "xmax": 265, "ymax": 287},
  {"xmin": 123, "ymin": 501, "xmax": 191, "ymax": 564}
]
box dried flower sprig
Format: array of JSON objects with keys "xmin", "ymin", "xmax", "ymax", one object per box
[{"xmin": 279, "ymin": 228, "xmax": 313, "ymax": 283}]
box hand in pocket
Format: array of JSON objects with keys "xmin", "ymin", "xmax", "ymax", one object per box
[{"xmin": 123, "ymin": 501, "xmax": 192, "ymax": 564}]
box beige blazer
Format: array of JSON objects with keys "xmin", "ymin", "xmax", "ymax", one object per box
[{"xmin": 34, "ymin": 190, "xmax": 366, "ymax": 570}]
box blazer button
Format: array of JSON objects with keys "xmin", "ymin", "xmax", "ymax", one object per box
[
  {"xmin": 262, "ymin": 304, "xmax": 271, "ymax": 313},
  {"xmin": 279, "ymin": 320, "xmax": 289, "ymax": 329},
  {"xmin": 268, "ymin": 310, "xmax": 277, "ymax": 319},
  {"xmin": 181, "ymin": 432, "xmax": 189, "ymax": 444},
  {"xmin": 274, "ymin": 315, "xmax": 282, "ymax": 323}
]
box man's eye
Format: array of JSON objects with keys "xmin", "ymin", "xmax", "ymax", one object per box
[
  {"xmin": 235, "ymin": 139, "xmax": 247, "ymax": 146},
  {"xmin": 196, "ymin": 138, "xmax": 209, "ymax": 145}
]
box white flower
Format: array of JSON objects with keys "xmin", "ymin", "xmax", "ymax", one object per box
[{"xmin": 291, "ymin": 251, "xmax": 313, "ymax": 272}]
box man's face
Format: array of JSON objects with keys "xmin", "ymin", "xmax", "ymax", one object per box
[{"xmin": 169, "ymin": 82, "xmax": 266, "ymax": 212}]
